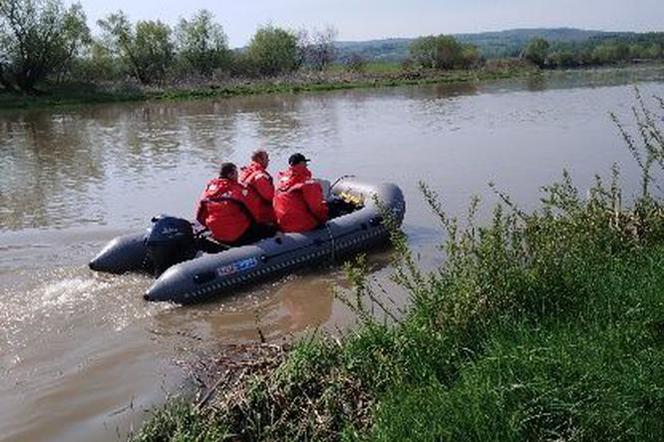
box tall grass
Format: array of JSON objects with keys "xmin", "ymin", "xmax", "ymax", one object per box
[{"xmin": 134, "ymin": 91, "xmax": 664, "ymax": 441}]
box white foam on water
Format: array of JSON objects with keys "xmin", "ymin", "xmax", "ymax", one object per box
[
  {"xmin": 39, "ymin": 277, "xmax": 108, "ymax": 308},
  {"xmin": 0, "ymin": 270, "xmax": 167, "ymax": 357},
  {"xmin": 109, "ymin": 298, "xmax": 177, "ymax": 333},
  {"xmin": 1, "ymin": 274, "xmax": 106, "ymax": 345}
]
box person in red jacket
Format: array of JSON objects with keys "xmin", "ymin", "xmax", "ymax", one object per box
[
  {"xmin": 195, "ymin": 162, "xmax": 263, "ymax": 245},
  {"xmin": 273, "ymin": 153, "xmax": 329, "ymax": 233},
  {"xmin": 239, "ymin": 149, "xmax": 275, "ymax": 225}
]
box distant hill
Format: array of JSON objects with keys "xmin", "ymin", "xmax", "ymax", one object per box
[
  {"xmin": 335, "ymin": 28, "xmax": 636, "ymax": 62},
  {"xmin": 336, "ymin": 38, "xmax": 413, "ymax": 63}
]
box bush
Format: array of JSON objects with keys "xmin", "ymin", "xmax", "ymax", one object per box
[
  {"xmin": 400, "ymin": 57, "xmax": 415, "ymax": 71},
  {"xmin": 460, "ymin": 44, "xmax": 482, "ymax": 69},
  {"xmin": 546, "ymin": 50, "xmax": 578, "ymax": 68},
  {"xmin": 523, "ymin": 37, "xmax": 550, "ymax": 67},
  {"xmin": 246, "ymin": 25, "xmax": 299, "ymax": 77},
  {"xmin": 345, "ymin": 53, "xmax": 367, "ymax": 73},
  {"xmin": 409, "ymin": 34, "xmax": 472, "ymax": 70},
  {"xmin": 228, "ymin": 51, "xmax": 257, "ymax": 78},
  {"xmin": 592, "ymin": 42, "xmax": 630, "ymax": 65}
]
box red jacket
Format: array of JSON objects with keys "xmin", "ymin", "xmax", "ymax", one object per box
[
  {"xmin": 195, "ymin": 178, "xmax": 261, "ymax": 243},
  {"xmin": 240, "ymin": 161, "xmax": 275, "ymax": 224},
  {"xmin": 273, "ymin": 164, "xmax": 329, "ymax": 233}
]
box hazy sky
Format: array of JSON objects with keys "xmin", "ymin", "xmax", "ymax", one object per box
[{"xmin": 76, "ymin": 0, "xmax": 664, "ymax": 47}]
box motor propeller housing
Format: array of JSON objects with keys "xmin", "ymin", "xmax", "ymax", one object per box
[{"xmin": 145, "ymin": 215, "xmax": 196, "ymax": 276}]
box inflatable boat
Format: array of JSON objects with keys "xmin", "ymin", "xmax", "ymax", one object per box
[{"xmin": 89, "ymin": 178, "xmax": 405, "ymax": 304}]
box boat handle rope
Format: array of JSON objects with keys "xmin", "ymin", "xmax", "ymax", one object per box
[{"xmin": 329, "ymin": 174, "xmax": 356, "ymax": 192}]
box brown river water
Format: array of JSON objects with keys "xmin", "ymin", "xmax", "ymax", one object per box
[{"xmin": 1, "ymin": 66, "xmax": 664, "ymax": 441}]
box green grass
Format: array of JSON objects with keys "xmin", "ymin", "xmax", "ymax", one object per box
[
  {"xmin": 371, "ymin": 244, "xmax": 664, "ymax": 441},
  {"xmin": 327, "ymin": 62, "xmax": 404, "ymax": 75},
  {"xmin": 133, "ymin": 401, "xmax": 230, "ymax": 442},
  {"xmin": 133, "ymin": 93, "xmax": 664, "ymax": 441}
]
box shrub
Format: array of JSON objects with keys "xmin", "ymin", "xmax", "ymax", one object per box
[
  {"xmin": 409, "ymin": 34, "xmax": 472, "ymax": 70},
  {"xmin": 523, "ymin": 37, "xmax": 550, "ymax": 67},
  {"xmin": 246, "ymin": 25, "xmax": 299, "ymax": 77},
  {"xmin": 346, "ymin": 53, "xmax": 367, "ymax": 73}
]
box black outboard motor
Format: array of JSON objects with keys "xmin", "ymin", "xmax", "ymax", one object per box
[{"xmin": 146, "ymin": 215, "xmax": 197, "ymax": 276}]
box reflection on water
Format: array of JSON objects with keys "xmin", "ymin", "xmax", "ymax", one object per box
[{"xmin": 1, "ymin": 65, "xmax": 664, "ymax": 442}]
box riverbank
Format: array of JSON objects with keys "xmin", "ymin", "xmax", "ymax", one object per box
[
  {"xmin": 134, "ymin": 147, "xmax": 664, "ymax": 442},
  {"xmin": 0, "ymin": 65, "xmax": 534, "ymax": 110},
  {"xmin": 136, "ymin": 177, "xmax": 664, "ymax": 441}
]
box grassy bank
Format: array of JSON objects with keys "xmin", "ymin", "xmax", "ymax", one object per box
[
  {"xmin": 0, "ymin": 65, "xmax": 533, "ymax": 110},
  {"xmin": 132, "ymin": 95, "xmax": 664, "ymax": 441}
]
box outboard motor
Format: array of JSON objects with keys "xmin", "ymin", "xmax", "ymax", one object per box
[{"xmin": 146, "ymin": 215, "xmax": 196, "ymax": 276}]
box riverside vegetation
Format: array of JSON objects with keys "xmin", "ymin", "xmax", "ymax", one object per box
[
  {"xmin": 0, "ymin": 65, "xmax": 534, "ymax": 110},
  {"xmin": 132, "ymin": 92, "xmax": 664, "ymax": 440},
  {"xmin": 0, "ymin": 0, "xmax": 522, "ymax": 106},
  {"xmin": 1, "ymin": 0, "xmax": 662, "ymax": 109}
]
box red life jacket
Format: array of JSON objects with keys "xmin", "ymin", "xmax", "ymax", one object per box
[
  {"xmin": 273, "ymin": 164, "xmax": 329, "ymax": 233},
  {"xmin": 240, "ymin": 161, "xmax": 275, "ymax": 225},
  {"xmin": 195, "ymin": 178, "xmax": 260, "ymax": 243}
]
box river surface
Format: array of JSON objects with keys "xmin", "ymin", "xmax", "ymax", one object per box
[{"xmin": 1, "ymin": 66, "xmax": 664, "ymax": 442}]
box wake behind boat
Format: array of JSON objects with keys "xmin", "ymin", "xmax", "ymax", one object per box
[{"xmin": 89, "ymin": 178, "xmax": 405, "ymax": 304}]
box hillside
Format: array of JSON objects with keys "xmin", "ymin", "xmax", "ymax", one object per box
[{"xmin": 336, "ymin": 28, "xmax": 634, "ymax": 62}]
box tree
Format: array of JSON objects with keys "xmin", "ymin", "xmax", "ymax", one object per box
[
  {"xmin": 410, "ymin": 35, "xmax": 465, "ymax": 70},
  {"xmin": 98, "ymin": 11, "xmax": 174, "ymax": 84},
  {"xmin": 523, "ymin": 38, "xmax": 550, "ymax": 67},
  {"xmin": 460, "ymin": 44, "xmax": 481, "ymax": 69},
  {"xmin": 175, "ymin": 9, "xmax": 230, "ymax": 77},
  {"xmin": 295, "ymin": 28, "xmax": 309, "ymax": 67},
  {"xmin": 410, "ymin": 36, "xmax": 436, "ymax": 68},
  {"xmin": 246, "ymin": 25, "xmax": 299, "ymax": 76},
  {"xmin": 71, "ymin": 40, "xmax": 123, "ymax": 82},
  {"xmin": 0, "ymin": 0, "xmax": 90, "ymax": 93},
  {"xmin": 304, "ymin": 26, "xmax": 338, "ymax": 70}
]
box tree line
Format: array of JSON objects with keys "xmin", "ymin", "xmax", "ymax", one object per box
[
  {"xmin": 0, "ymin": 0, "xmax": 487, "ymax": 95},
  {"xmin": 524, "ymin": 35, "xmax": 664, "ymax": 68},
  {"xmin": 1, "ymin": 0, "xmax": 663, "ymax": 94},
  {"xmin": 0, "ymin": 0, "xmax": 342, "ymax": 93}
]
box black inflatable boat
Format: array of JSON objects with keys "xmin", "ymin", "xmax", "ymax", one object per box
[{"xmin": 89, "ymin": 178, "xmax": 405, "ymax": 303}]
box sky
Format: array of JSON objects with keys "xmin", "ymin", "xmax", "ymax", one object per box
[{"xmin": 75, "ymin": 0, "xmax": 664, "ymax": 47}]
